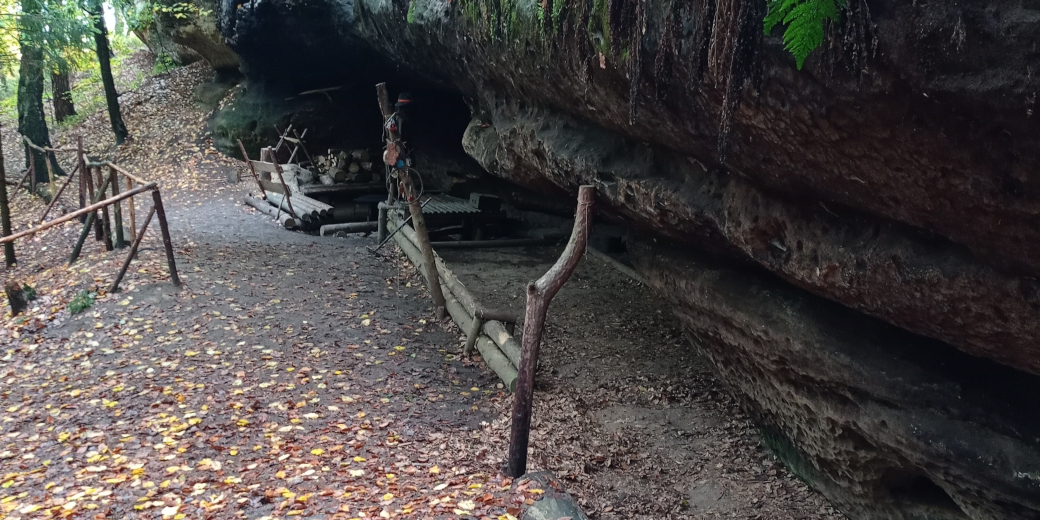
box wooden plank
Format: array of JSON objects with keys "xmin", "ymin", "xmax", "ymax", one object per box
[
  {"xmin": 259, "ymin": 180, "xmax": 284, "ymax": 194},
  {"xmin": 251, "ymin": 161, "xmax": 280, "ymax": 174}
]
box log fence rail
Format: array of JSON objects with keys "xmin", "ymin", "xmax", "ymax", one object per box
[{"xmin": 0, "ymin": 135, "xmax": 181, "ymax": 293}]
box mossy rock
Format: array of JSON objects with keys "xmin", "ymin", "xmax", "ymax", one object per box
[{"xmin": 209, "ymin": 83, "xmax": 292, "ymax": 159}]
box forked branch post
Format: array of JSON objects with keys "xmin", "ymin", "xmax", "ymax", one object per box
[{"xmin": 506, "ymin": 185, "xmax": 595, "ymax": 478}]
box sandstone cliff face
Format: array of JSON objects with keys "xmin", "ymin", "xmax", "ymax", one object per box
[
  {"xmin": 628, "ymin": 238, "xmax": 1040, "ymax": 520},
  {"xmin": 138, "ymin": 0, "xmax": 238, "ymax": 71},
  {"xmin": 215, "ymin": 1, "xmax": 1040, "ymax": 518}
]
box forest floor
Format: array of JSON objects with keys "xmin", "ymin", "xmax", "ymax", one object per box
[{"xmin": 0, "ymin": 52, "xmax": 845, "ymax": 519}]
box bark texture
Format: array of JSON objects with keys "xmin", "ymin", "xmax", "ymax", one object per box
[
  {"xmin": 16, "ymin": 0, "xmax": 52, "ymax": 186},
  {"xmin": 50, "ymin": 65, "xmax": 76, "ymax": 124},
  {"xmin": 89, "ymin": 0, "xmax": 129, "ymax": 145}
]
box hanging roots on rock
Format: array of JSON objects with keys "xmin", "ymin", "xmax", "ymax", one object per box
[{"xmin": 710, "ymin": 0, "xmax": 764, "ymax": 161}]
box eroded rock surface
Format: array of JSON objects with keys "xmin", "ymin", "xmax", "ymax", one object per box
[{"xmin": 629, "ymin": 238, "xmax": 1040, "ymax": 520}]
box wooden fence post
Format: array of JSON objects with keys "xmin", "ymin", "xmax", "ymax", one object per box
[
  {"xmin": 110, "ymin": 167, "xmax": 125, "ymax": 248},
  {"xmin": 398, "ymin": 173, "xmax": 445, "ymax": 319},
  {"xmin": 109, "ymin": 205, "xmax": 156, "ymax": 292},
  {"xmin": 28, "ymin": 150, "xmax": 35, "ymax": 197},
  {"xmin": 96, "ymin": 168, "xmax": 113, "ymax": 251},
  {"xmin": 151, "ymin": 190, "xmax": 181, "ymax": 287},
  {"xmin": 506, "ymin": 185, "xmax": 595, "ymax": 478},
  {"xmin": 126, "ymin": 177, "xmax": 135, "ymax": 235},
  {"xmin": 77, "ymin": 137, "xmax": 86, "ymax": 218},
  {"xmin": 0, "ymin": 134, "xmax": 14, "ymax": 267},
  {"xmin": 69, "ymin": 174, "xmax": 114, "ymax": 265}
]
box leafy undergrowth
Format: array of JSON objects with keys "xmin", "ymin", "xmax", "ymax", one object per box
[{"xmin": 0, "ymin": 56, "xmax": 544, "ymax": 519}]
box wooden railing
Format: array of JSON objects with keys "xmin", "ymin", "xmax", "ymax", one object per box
[{"xmin": 2, "ymin": 136, "xmax": 180, "ymax": 292}]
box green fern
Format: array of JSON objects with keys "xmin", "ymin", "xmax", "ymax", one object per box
[{"xmin": 764, "ymin": 0, "xmax": 844, "ymax": 70}]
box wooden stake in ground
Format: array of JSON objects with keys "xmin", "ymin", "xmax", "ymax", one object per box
[
  {"xmin": 110, "ymin": 167, "xmax": 125, "ymax": 248},
  {"xmin": 0, "ymin": 132, "xmax": 14, "ymax": 267},
  {"xmin": 109, "ymin": 205, "xmax": 156, "ymax": 293},
  {"xmin": 237, "ymin": 139, "xmax": 267, "ymax": 199},
  {"xmin": 125, "ymin": 176, "xmax": 135, "ymax": 234},
  {"xmin": 398, "ymin": 173, "xmax": 446, "ymax": 319},
  {"xmin": 152, "ymin": 190, "xmax": 181, "ymax": 287},
  {"xmin": 506, "ymin": 185, "xmax": 595, "ymax": 478},
  {"xmin": 96, "ymin": 167, "xmax": 114, "ymax": 251}
]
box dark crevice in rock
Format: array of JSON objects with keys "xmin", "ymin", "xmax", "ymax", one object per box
[{"xmin": 462, "ymin": 97, "xmax": 1040, "ymax": 377}]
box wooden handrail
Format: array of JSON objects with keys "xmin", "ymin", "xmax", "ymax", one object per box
[
  {"xmin": 22, "ymin": 135, "xmax": 77, "ymax": 153},
  {"xmin": 88, "ymin": 160, "xmax": 149, "ymax": 186},
  {"xmin": 0, "ymin": 182, "xmax": 156, "ymax": 245}
]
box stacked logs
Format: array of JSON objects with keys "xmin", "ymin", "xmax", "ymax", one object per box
[
  {"xmin": 314, "ymin": 149, "xmax": 377, "ymax": 185},
  {"xmin": 262, "ymin": 191, "xmax": 333, "ymax": 230}
]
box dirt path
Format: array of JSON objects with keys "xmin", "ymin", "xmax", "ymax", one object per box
[
  {"xmin": 0, "ymin": 57, "xmax": 844, "ymax": 519},
  {"xmin": 437, "ymin": 247, "xmax": 845, "ymax": 519}
]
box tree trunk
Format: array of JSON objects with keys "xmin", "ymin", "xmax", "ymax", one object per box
[
  {"xmin": 88, "ymin": 0, "xmax": 128, "ymax": 145},
  {"xmin": 0, "ymin": 134, "xmax": 14, "ymax": 267},
  {"xmin": 50, "ymin": 64, "xmax": 76, "ymax": 124},
  {"xmin": 16, "ymin": 0, "xmax": 56, "ymax": 186}
]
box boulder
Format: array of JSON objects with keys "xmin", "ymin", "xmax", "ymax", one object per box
[{"xmin": 136, "ymin": 0, "xmax": 238, "ymax": 71}]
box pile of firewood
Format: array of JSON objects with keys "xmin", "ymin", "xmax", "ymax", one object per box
[{"xmin": 313, "ymin": 149, "xmax": 377, "ymax": 185}]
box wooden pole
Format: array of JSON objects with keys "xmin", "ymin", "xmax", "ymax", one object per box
[
  {"xmin": 39, "ymin": 163, "xmax": 79, "ymax": 222},
  {"xmin": 76, "ymin": 137, "xmax": 86, "ymax": 221},
  {"xmin": 28, "ymin": 150, "xmax": 35, "ymax": 197},
  {"xmin": 244, "ymin": 195, "xmax": 297, "ymax": 229},
  {"xmin": 12, "ymin": 168, "xmax": 30, "ymax": 200},
  {"xmin": 237, "ymin": 139, "xmax": 267, "ymax": 199},
  {"xmin": 84, "ymin": 166, "xmax": 101, "ymax": 240},
  {"xmin": 95, "ymin": 168, "xmax": 114, "ymax": 251},
  {"xmin": 398, "ymin": 173, "xmax": 445, "ymax": 319},
  {"xmin": 151, "ymin": 190, "xmax": 181, "ymax": 287},
  {"xmin": 110, "ymin": 167, "xmax": 124, "ymax": 248},
  {"xmin": 0, "ymin": 133, "xmax": 14, "ymax": 267},
  {"xmin": 269, "ymin": 148, "xmax": 298, "ymax": 220},
  {"xmin": 44, "ymin": 152, "xmax": 55, "ymax": 199},
  {"xmin": 375, "ymin": 83, "xmax": 400, "ymax": 205},
  {"xmin": 0, "ymin": 183, "xmax": 156, "ymax": 245},
  {"xmin": 125, "ymin": 177, "xmax": 135, "ymax": 235},
  {"xmin": 506, "ymin": 185, "xmax": 595, "ymax": 478},
  {"xmin": 109, "ymin": 205, "xmax": 156, "ymax": 293},
  {"xmin": 68, "ymin": 173, "xmax": 115, "ymax": 265}
]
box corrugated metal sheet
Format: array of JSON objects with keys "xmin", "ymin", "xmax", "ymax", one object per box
[{"xmin": 422, "ymin": 195, "xmax": 481, "ymax": 215}]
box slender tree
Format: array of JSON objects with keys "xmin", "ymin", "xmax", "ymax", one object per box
[
  {"xmin": 87, "ymin": 0, "xmax": 127, "ymax": 144},
  {"xmin": 16, "ymin": 0, "xmax": 57, "ymax": 186},
  {"xmin": 0, "ymin": 127, "xmax": 14, "ymax": 267},
  {"xmin": 50, "ymin": 59, "xmax": 76, "ymax": 123}
]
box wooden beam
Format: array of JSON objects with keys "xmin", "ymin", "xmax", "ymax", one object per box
[{"xmin": 0, "ymin": 183, "xmax": 156, "ymax": 245}]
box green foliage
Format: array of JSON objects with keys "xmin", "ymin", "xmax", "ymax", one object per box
[
  {"xmin": 153, "ymin": 1, "xmax": 212, "ymax": 22},
  {"xmin": 152, "ymin": 52, "xmax": 175, "ymax": 73},
  {"xmin": 68, "ymin": 290, "xmax": 95, "ymax": 314},
  {"xmin": 22, "ymin": 284, "xmax": 36, "ymax": 301},
  {"xmin": 764, "ymin": 0, "xmax": 844, "ymax": 69},
  {"xmin": 406, "ymin": 0, "xmax": 416, "ymax": 24}
]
